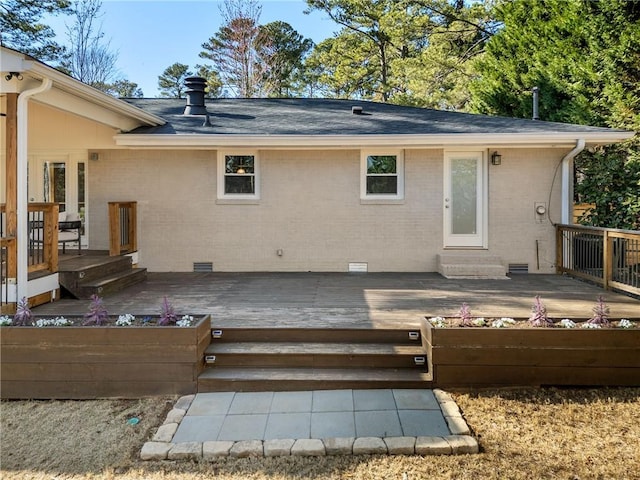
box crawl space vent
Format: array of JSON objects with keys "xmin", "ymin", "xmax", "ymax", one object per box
[
  {"xmin": 348, "ymin": 262, "xmax": 368, "ymax": 273},
  {"xmin": 193, "ymin": 262, "xmax": 213, "ymax": 273},
  {"xmin": 508, "ymin": 263, "xmax": 529, "ymax": 274}
]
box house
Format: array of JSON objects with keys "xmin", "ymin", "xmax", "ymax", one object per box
[{"xmin": 1, "ymin": 46, "xmax": 635, "ymax": 310}]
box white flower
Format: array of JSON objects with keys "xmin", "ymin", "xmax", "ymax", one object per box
[
  {"xmin": 0, "ymin": 316, "xmax": 12, "ymax": 326},
  {"xmin": 581, "ymin": 322, "xmax": 601, "ymax": 329},
  {"xmin": 472, "ymin": 317, "xmax": 486, "ymax": 327},
  {"xmin": 116, "ymin": 314, "xmax": 135, "ymax": 326},
  {"xmin": 618, "ymin": 319, "xmax": 635, "ymax": 329},
  {"xmin": 177, "ymin": 315, "xmax": 194, "ymax": 327},
  {"xmin": 34, "ymin": 317, "xmax": 71, "ymax": 327},
  {"xmin": 559, "ymin": 319, "xmax": 576, "ymax": 329},
  {"xmin": 491, "ymin": 317, "xmax": 516, "ymax": 328},
  {"xmin": 429, "ymin": 316, "xmax": 447, "ymax": 328}
]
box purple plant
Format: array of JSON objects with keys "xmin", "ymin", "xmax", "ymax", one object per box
[
  {"xmin": 13, "ymin": 297, "xmax": 33, "ymax": 326},
  {"xmin": 158, "ymin": 296, "xmax": 178, "ymax": 326},
  {"xmin": 458, "ymin": 302, "xmax": 473, "ymax": 327},
  {"xmin": 83, "ymin": 294, "xmax": 109, "ymax": 326},
  {"xmin": 587, "ymin": 295, "xmax": 610, "ymax": 326},
  {"xmin": 528, "ymin": 295, "xmax": 553, "ymax": 327}
]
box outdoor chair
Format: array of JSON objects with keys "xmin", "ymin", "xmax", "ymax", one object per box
[{"xmin": 30, "ymin": 211, "xmax": 82, "ymax": 255}]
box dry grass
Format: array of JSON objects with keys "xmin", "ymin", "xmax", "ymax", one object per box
[{"xmin": 2, "ymin": 388, "xmax": 639, "ymax": 480}]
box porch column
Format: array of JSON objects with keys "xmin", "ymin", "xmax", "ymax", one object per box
[
  {"xmin": 5, "ymin": 93, "xmax": 17, "ymax": 280},
  {"xmin": 16, "ymin": 78, "xmax": 52, "ymax": 301}
]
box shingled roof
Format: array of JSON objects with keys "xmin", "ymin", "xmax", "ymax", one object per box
[{"xmin": 124, "ymin": 97, "xmax": 625, "ymax": 136}]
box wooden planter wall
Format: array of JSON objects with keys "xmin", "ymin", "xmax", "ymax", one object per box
[
  {"xmin": 421, "ymin": 320, "xmax": 640, "ymax": 388},
  {"xmin": 0, "ymin": 315, "xmax": 211, "ymax": 399}
]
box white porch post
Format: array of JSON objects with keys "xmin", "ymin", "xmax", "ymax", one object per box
[{"xmin": 16, "ymin": 77, "xmax": 52, "ymax": 301}]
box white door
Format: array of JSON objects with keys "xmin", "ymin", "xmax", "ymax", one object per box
[{"xmin": 443, "ymin": 151, "xmax": 487, "ymax": 248}]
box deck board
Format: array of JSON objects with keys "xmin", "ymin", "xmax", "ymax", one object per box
[{"xmin": 33, "ymin": 271, "xmax": 640, "ymax": 328}]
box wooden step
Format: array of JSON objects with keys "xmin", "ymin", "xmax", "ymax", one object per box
[
  {"xmin": 60, "ymin": 255, "xmax": 133, "ymax": 284},
  {"xmin": 205, "ymin": 342, "xmax": 426, "ymax": 368},
  {"xmin": 74, "ymin": 268, "xmax": 147, "ymax": 298},
  {"xmin": 209, "ymin": 327, "xmax": 422, "ymax": 344},
  {"xmin": 198, "ymin": 367, "xmax": 433, "ymax": 392}
]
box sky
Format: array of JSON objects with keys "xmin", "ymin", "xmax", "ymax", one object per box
[{"xmin": 48, "ymin": 0, "xmax": 339, "ymax": 97}]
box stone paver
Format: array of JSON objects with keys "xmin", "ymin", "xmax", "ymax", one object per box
[
  {"xmin": 445, "ymin": 415, "xmax": 471, "ymax": 435},
  {"xmin": 187, "ymin": 392, "xmax": 234, "ymax": 416},
  {"xmin": 445, "ymin": 435, "xmax": 479, "ymax": 454},
  {"xmin": 140, "ymin": 388, "xmax": 478, "ymax": 460},
  {"xmin": 291, "ymin": 439, "xmax": 325, "ymax": 456},
  {"xmin": 353, "ymin": 389, "xmax": 396, "ymax": 411},
  {"xmin": 203, "ymin": 441, "xmax": 234, "ymax": 459},
  {"xmin": 384, "ymin": 436, "xmax": 416, "ymax": 455},
  {"xmin": 271, "ymin": 391, "xmax": 313, "ymax": 413},
  {"xmin": 164, "ymin": 408, "xmax": 186, "ymax": 425},
  {"xmin": 229, "ymin": 440, "xmax": 264, "ymax": 458},
  {"xmin": 264, "ymin": 412, "xmax": 311, "ymax": 440},
  {"xmin": 311, "ymin": 411, "xmax": 355, "ymax": 438},
  {"xmin": 353, "ymin": 437, "xmax": 387, "ymax": 455},
  {"xmin": 168, "ymin": 442, "xmax": 201, "ymax": 461},
  {"xmin": 140, "ymin": 442, "xmax": 173, "ymax": 461},
  {"xmin": 355, "ymin": 410, "xmax": 402, "ymax": 437},
  {"xmin": 174, "ymin": 395, "xmax": 195, "ymax": 411},
  {"xmin": 152, "ymin": 423, "xmax": 178, "ymax": 442},
  {"xmin": 415, "ymin": 436, "xmax": 452, "ymax": 455},
  {"xmin": 264, "ymin": 439, "xmax": 295, "ymax": 457},
  {"xmin": 398, "ymin": 409, "xmax": 450, "ymax": 437},
  {"xmin": 323, "ymin": 437, "xmax": 354, "ymax": 455},
  {"xmin": 172, "ymin": 415, "xmax": 225, "ymax": 443},
  {"xmin": 312, "ymin": 390, "xmax": 354, "ymax": 412},
  {"xmin": 229, "ymin": 392, "xmax": 274, "ymax": 414}
]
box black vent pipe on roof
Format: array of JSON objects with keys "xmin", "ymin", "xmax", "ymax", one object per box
[{"xmin": 184, "ymin": 76, "xmax": 208, "ymax": 115}]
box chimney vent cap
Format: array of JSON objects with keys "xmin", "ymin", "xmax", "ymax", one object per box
[{"xmin": 352, "ymin": 106, "xmax": 363, "ymax": 115}]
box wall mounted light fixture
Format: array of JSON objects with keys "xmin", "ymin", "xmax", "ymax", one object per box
[
  {"xmin": 491, "ymin": 151, "xmax": 502, "ymax": 165},
  {"xmin": 5, "ymin": 72, "xmax": 23, "ymax": 81}
]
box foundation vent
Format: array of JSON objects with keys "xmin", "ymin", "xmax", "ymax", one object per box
[
  {"xmin": 508, "ymin": 263, "xmax": 529, "ymax": 274},
  {"xmin": 193, "ymin": 262, "xmax": 213, "ymax": 273},
  {"xmin": 348, "ymin": 262, "xmax": 368, "ymax": 273}
]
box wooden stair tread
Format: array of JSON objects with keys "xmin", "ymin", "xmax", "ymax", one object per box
[
  {"xmin": 80, "ymin": 268, "xmax": 146, "ymax": 287},
  {"xmin": 199, "ymin": 366, "xmax": 431, "ymax": 382},
  {"xmin": 206, "ymin": 342, "xmax": 425, "ymax": 355}
]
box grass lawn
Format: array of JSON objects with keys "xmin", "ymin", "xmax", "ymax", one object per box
[{"xmin": 1, "ymin": 388, "xmax": 639, "ymax": 479}]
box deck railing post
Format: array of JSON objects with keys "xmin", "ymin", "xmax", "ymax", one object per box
[
  {"xmin": 603, "ymin": 229, "xmax": 611, "ymax": 291},
  {"xmin": 109, "ymin": 201, "xmax": 137, "ymax": 256}
]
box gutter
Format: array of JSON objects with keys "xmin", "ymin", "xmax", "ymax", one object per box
[
  {"xmin": 28, "ymin": 63, "xmax": 165, "ymax": 127},
  {"xmin": 561, "ymin": 139, "xmax": 586, "ymax": 224},
  {"xmin": 113, "ymin": 132, "xmax": 634, "ymax": 149},
  {"xmin": 16, "ymin": 77, "xmax": 52, "ymax": 301}
]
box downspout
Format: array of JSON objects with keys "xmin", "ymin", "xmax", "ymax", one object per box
[
  {"xmin": 560, "ymin": 139, "xmax": 585, "ymax": 225},
  {"xmin": 16, "ymin": 77, "xmax": 52, "ymax": 302}
]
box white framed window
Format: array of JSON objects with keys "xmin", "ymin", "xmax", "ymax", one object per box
[
  {"xmin": 217, "ymin": 151, "xmax": 260, "ymax": 200},
  {"xmin": 360, "ymin": 150, "xmax": 404, "ymax": 200}
]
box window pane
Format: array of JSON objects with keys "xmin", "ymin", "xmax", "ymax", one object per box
[
  {"xmin": 225, "ymin": 175, "xmax": 255, "ymax": 194},
  {"xmin": 367, "ymin": 155, "xmax": 396, "ymax": 174},
  {"xmin": 225, "ymin": 155, "xmax": 254, "ymax": 174},
  {"xmin": 451, "ymin": 158, "xmax": 477, "ymax": 234},
  {"xmin": 367, "ymin": 176, "xmax": 397, "ymax": 194}
]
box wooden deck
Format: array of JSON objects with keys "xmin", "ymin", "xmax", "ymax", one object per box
[{"xmin": 33, "ymin": 272, "xmax": 640, "ymax": 328}]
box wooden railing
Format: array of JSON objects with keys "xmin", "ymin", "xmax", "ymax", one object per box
[
  {"xmin": 1, "ymin": 203, "xmax": 59, "ymax": 311},
  {"xmin": 556, "ymin": 224, "xmax": 640, "ymax": 296},
  {"xmin": 109, "ymin": 201, "xmax": 137, "ymax": 256}
]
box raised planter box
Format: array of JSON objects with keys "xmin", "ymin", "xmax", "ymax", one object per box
[
  {"xmin": 420, "ymin": 319, "xmax": 640, "ymax": 388},
  {"xmin": 0, "ymin": 315, "xmax": 211, "ymax": 399}
]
